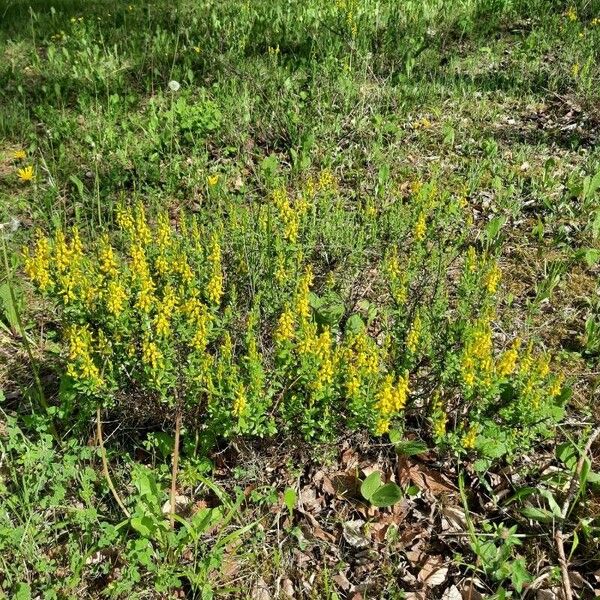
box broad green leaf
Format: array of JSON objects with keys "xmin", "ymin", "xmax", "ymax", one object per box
[
  {"xmin": 130, "ymin": 515, "xmax": 156, "ymax": 538},
  {"xmin": 395, "ymin": 440, "xmax": 428, "ymax": 456},
  {"xmin": 360, "ymin": 472, "xmax": 382, "ymax": 501},
  {"xmin": 521, "ymin": 506, "xmax": 554, "ymax": 523},
  {"xmin": 370, "ymin": 482, "xmax": 403, "ymax": 507}
]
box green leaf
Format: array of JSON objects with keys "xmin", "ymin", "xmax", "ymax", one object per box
[
  {"xmin": 345, "ymin": 313, "xmax": 365, "ymax": 334},
  {"xmin": 130, "ymin": 515, "xmax": 156, "ymax": 538},
  {"xmin": 370, "ymin": 482, "xmax": 403, "ymax": 507},
  {"xmin": 283, "ymin": 488, "xmax": 297, "ymax": 514},
  {"xmin": 521, "ymin": 506, "xmax": 554, "ymax": 523},
  {"xmin": 360, "ymin": 472, "xmax": 382, "ymax": 501},
  {"xmin": 394, "ymin": 440, "xmax": 428, "ymax": 456}
]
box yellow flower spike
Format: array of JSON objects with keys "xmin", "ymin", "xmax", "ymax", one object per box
[
  {"xmin": 134, "ymin": 203, "xmax": 151, "ymax": 246},
  {"xmin": 70, "ymin": 227, "xmax": 84, "ymax": 260},
  {"xmin": 17, "ymin": 165, "xmax": 34, "ymax": 182},
  {"xmin": 406, "ymin": 312, "xmax": 422, "ymax": 354},
  {"xmin": 54, "ymin": 229, "xmax": 72, "ymax": 273},
  {"xmin": 536, "ymin": 353, "xmax": 551, "ymax": 379},
  {"xmin": 375, "ymin": 417, "xmax": 391, "ymax": 436},
  {"xmin": 376, "ymin": 374, "xmax": 396, "ymax": 416},
  {"xmin": 345, "ymin": 362, "xmax": 361, "ymax": 398},
  {"xmin": 233, "ymin": 384, "xmax": 247, "ymax": 417},
  {"xmin": 431, "ymin": 397, "xmax": 447, "ymax": 439},
  {"xmin": 465, "ymin": 246, "xmax": 478, "ymax": 273},
  {"xmin": 142, "ymin": 336, "xmax": 162, "ymax": 371},
  {"xmin": 497, "ymin": 338, "xmax": 521, "ymax": 377},
  {"xmin": 99, "ymin": 235, "xmax": 118, "ymax": 278},
  {"xmin": 206, "ymin": 234, "xmax": 223, "ymax": 306},
  {"xmin": 275, "ymin": 308, "xmax": 295, "ymax": 343},
  {"xmin": 462, "ymin": 425, "xmax": 478, "ymax": 450},
  {"xmin": 485, "ymin": 262, "xmax": 502, "ymax": 294},
  {"xmin": 106, "ymin": 279, "xmax": 127, "ymax": 316},
  {"xmin": 13, "ymin": 149, "xmax": 26, "ymax": 160},
  {"xmin": 549, "ymin": 373, "xmax": 564, "ymax": 398},
  {"xmin": 116, "ymin": 204, "xmax": 135, "ymax": 234},
  {"xmin": 295, "ymin": 265, "xmax": 313, "ymax": 321},
  {"xmin": 23, "ymin": 234, "xmax": 52, "ymax": 291},
  {"xmin": 414, "ymin": 211, "xmax": 427, "ymax": 242},
  {"xmin": 156, "ymin": 212, "xmax": 173, "ymax": 251}
]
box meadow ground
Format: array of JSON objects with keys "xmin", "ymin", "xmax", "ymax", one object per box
[{"xmin": 1, "ymin": 1, "xmax": 600, "ymax": 598}]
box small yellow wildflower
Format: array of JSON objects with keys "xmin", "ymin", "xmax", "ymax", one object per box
[
  {"xmin": 375, "ymin": 417, "xmax": 390, "ymax": 436},
  {"xmin": 233, "ymin": 384, "xmax": 247, "ymax": 417},
  {"xmin": 275, "ymin": 308, "xmax": 295, "ymax": 343},
  {"xmin": 465, "ymin": 246, "xmax": 478, "ymax": 273},
  {"xmin": 549, "ymin": 374, "xmax": 564, "ymax": 397},
  {"xmin": 17, "ymin": 165, "xmax": 34, "ymax": 182},
  {"xmin": 13, "ymin": 149, "xmax": 26, "ymax": 160},
  {"xmin": 565, "ymin": 6, "xmax": 577, "ymax": 21},
  {"xmin": 142, "ymin": 336, "xmax": 162, "ymax": 371},
  {"xmin": 414, "ymin": 211, "xmax": 426, "ymax": 242},
  {"xmin": 207, "ymin": 174, "xmax": 219, "ymax": 186},
  {"xmin": 295, "ymin": 265, "xmax": 313, "ymax": 321},
  {"xmin": 462, "ymin": 426, "xmax": 478, "ymax": 450},
  {"xmin": 485, "ymin": 263, "xmax": 502, "ymax": 294},
  {"xmin": 571, "ymin": 62, "xmax": 580, "ymax": 77},
  {"xmin": 497, "ymin": 339, "xmax": 521, "ymax": 377},
  {"xmin": 406, "ymin": 312, "xmax": 422, "ymax": 354}
]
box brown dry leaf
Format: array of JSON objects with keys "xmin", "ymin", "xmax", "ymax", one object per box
[
  {"xmin": 417, "ymin": 555, "xmax": 449, "ymax": 588},
  {"xmin": 332, "ymin": 572, "xmax": 352, "ymax": 592},
  {"xmin": 331, "ymin": 472, "xmax": 360, "ymax": 499},
  {"xmin": 441, "ymin": 505, "xmax": 468, "ymax": 533},
  {"xmin": 342, "ymin": 519, "xmax": 370, "ymax": 548},
  {"xmin": 442, "ymin": 585, "xmax": 463, "ymax": 600},
  {"xmin": 404, "ymin": 593, "xmax": 427, "ymax": 600},
  {"xmin": 281, "ymin": 578, "xmax": 295, "ymax": 598},
  {"xmin": 251, "ymin": 578, "xmax": 270, "ymax": 600},
  {"xmin": 161, "ymin": 495, "xmax": 191, "ymax": 517},
  {"xmin": 460, "ymin": 579, "xmax": 485, "ymax": 600},
  {"xmin": 299, "ymin": 509, "xmax": 335, "ymax": 542},
  {"xmin": 398, "ymin": 456, "xmax": 456, "ymax": 496},
  {"xmin": 321, "ymin": 474, "xmax": 336, "ymax": 496}
]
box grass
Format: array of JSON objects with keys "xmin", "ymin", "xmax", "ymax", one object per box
[{"xmin": 1, "ymin": 0, "xmax": 600, "ymax": 598}]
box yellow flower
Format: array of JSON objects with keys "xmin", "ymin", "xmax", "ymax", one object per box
[
  {"xmin": 465, "ymin": 246, "xmax": 478, "ymax": 273},
  {"xmin": 99, "ymin": 235, "xmax": 118, "ymax": 278},
  {"xmin": 23, "ymin": 235, "xmax": 52, "ymax": 291},
  {"xmin": 275, "ymin": 308, "xmax": 295, "ymax": 343},
  {"xmin": 485, "ymin": 263, "xmax": 502, "ymax": 294},
  {"xmin": 13, "ymin": 149, "xmax": 26, "ymax": 160},
  {"xmin": 571, "ymin": 62, "xmax": 580, "ymax": 77},
  {"xmin": 190, "ymin": 303, "xmax": 211, "ymax": 352},
  {"xmin": 233, "ymin": 384, "xmax": 247, "ymax": 417},
  {"xmin": 414, "ymin": 211, "xmax": 426, "ymax": 242},
  {"xmin": 17, "ymin": 165, "xmax": 34, "ymax": 182},
  {"xmin": 375, "ymin": 417, "xmax": 390, "ymax": 436},
  {"xmin": 406, "ymin": 312, "xmax": 422, "ymax": 354},
  {"xmin": 142, "ymin": 336, "xmax": 162, "ymax": 371},
  {"xmin": 207, "ymin": 174, "xmax": 219, "ymax": 186},
  {"xmin": 565, "ymin": 6, "xmax": 577, "ymax": 21},
  {"xmin": 295, "ymin": 265, "xmax": 313, "ymax": 321},
  {"xmin": 462, "ymin": 426, "xmax": 478, "ymax": 450},
  {"xmin": 549, "ymin": 374, "xmax": 564, "ymax": 398},
  {"xmin": 497, "ymin": 339, "xmax": 521, "ymax": 376}
]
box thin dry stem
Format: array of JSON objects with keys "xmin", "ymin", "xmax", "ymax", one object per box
[{"xmin": 96, "ymin": 407, "xmax": 130, "ymax": 519}]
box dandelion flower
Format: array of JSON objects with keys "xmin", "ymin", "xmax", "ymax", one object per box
[
  {"xmin": 13, "ymin": 149, "xmax": 26, "ymax": 160},
  {"xmin": 207, "ymin": 174, "xmax": 219, "ymax": 186},
  {"xmin": 17, "ymin": 165, "xmax": 35, "ymax": 182}
]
